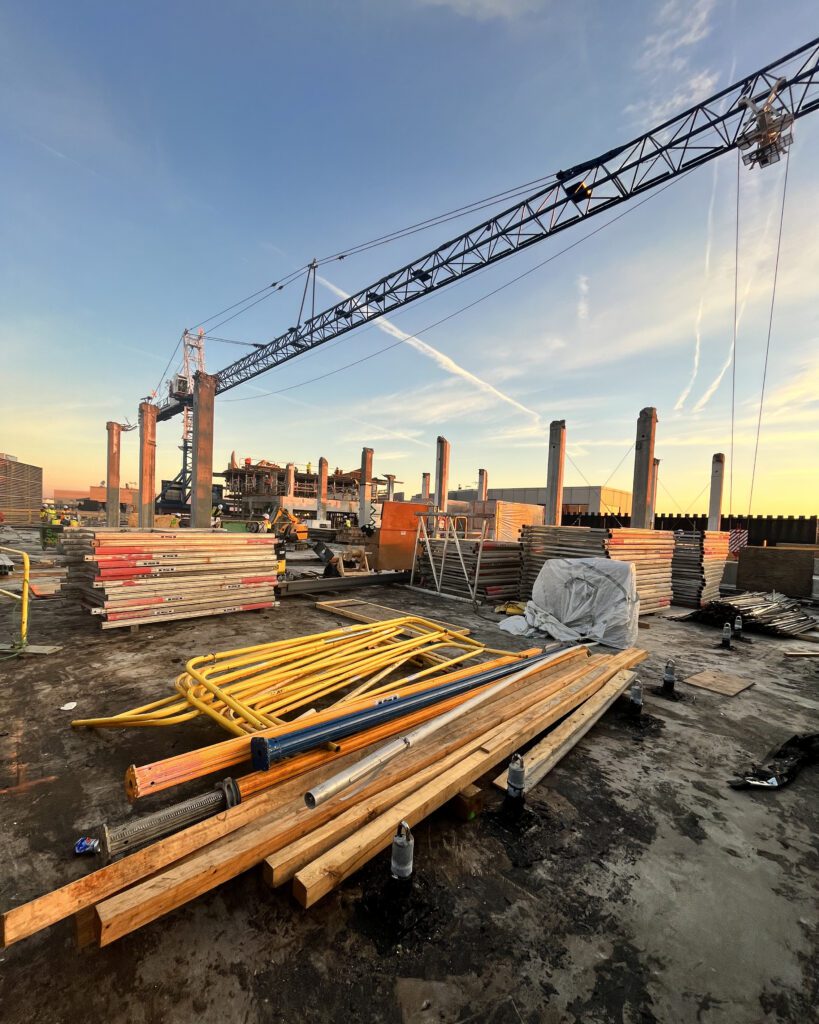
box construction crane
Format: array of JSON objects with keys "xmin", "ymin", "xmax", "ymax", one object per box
[{"xmin": 153, "ymin": 36, "xmax": 819, "ymax": 426}]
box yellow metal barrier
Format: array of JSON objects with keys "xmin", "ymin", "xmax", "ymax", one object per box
[
  {"xmin": 0, "ymin": 546, "xmax": 30, "ymax": 652},
  {"xmin": 72, "ymin": 617, "xmax": 515, "ymax": 736}
]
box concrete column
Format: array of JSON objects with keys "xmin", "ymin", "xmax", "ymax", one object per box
[
  {"xmin": 434, "ymin": 436, "xmax": 450, "ymax": 513},
  {"xmin": 137, "ymin": 402, "xmax": 157, "ymax": 529},
  {"xmin": 385, "ymin": 474, "xmax": 396, "ymax": 502},
  {"xmin": 359, "ymin": 447, "xmax": 374, "ymax": 527},
  {"xmin": 317, "ymin": 457, "xmax": 328, "ymax": 519},
  {"xmin": 284, "ymin": 463, "xmax": 295, "ymax": 512},
  {"xmin": 190, "ymin": 371, "xmax": 217, "ymax": 529},
  {"xmin": 630, "ymin": 407, "xmax": 657, "ymax": 529},
  {"xmin": 708, "ymin": 453, "xmax": 725, "ymax": 531},
  {"xmin": 421, "ymin": 473, "xmax": 431, "ymax": 502},
  {"xmin": 545, "ymin": 419, "xmax": 566, "ymax": 526},
  {"xmin": 477, "ymin": 468, "xmax": 488, "ymax": 502},
  {"xmin": 647, "ymin": 457, "xmax": 660, "ymax": 529},
  {"xmin": 105, "ymin": 421, "xmax": 121, "ymax": 527}
]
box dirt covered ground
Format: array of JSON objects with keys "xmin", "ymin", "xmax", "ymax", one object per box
[{"xmin": 0, "ymin": 555, "xmax": 816, "ymax": 1023}]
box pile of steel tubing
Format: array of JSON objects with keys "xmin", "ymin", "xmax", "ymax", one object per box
[
  {"xmin": 124, "ymin": 649, "xmax": 541, "ymax": 800},
  {"xmin": 60, "ymin": 527, "xmax": 281, "ymax": 628},
  {"xmin": 690, "ymin": 591, "xmax": 819, "ymax": 638},
  {"xmin": 72, "ymin": 617, "xmax": 518, "ymax": 737}
]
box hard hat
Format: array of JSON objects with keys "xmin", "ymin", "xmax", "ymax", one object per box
[
  {"xmin": 63, "ymin": 505, "xmax": 69, "ymax": 510},
  {"xmin": 217, "ymin": 504, "xmax": 223, "ymax": 510},
  {"xmin": 263, "ymin": 513, "xmax": 270, "ymax": 520}
]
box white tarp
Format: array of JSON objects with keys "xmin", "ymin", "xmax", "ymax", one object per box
[{"xmin": 499, "ymin": 557, "xmax": 639, "ymax": 649}]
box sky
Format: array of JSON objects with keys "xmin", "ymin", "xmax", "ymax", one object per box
[{"xmin": 1, "ymin": 0, "xmax": 818, "ymax": 516}]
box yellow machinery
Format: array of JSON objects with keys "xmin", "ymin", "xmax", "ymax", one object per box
[{"xmin": 269, "ymin": 507, "xmax": 308, "ymax": 544}]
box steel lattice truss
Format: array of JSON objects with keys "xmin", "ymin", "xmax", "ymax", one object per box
[{"xmin": 156, "ymin": 37, "xmax": 819, "ymax": 421}]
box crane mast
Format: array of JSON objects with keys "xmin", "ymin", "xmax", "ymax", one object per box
[{"xmin": 155, "ymin": 36, "xmax": 819, "ymax": 423}]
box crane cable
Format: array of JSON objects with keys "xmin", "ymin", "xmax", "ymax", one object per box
[
  {"xmin": 729, "ymin": 149, "xmax": 740, "ymax": 523},
  {"xmin": 747, "ymin": 149, "xmax": 791, "ymax": 517}
]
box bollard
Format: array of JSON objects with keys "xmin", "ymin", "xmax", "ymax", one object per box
[
  {"xmin": 662, "ymin": 660, "xmax": 676, "ymax": 697},
  {"xmin": 628, "ymin": 679, "xmax": 644, "ymax": 717},
  {"xmin": 721, "ymin": 622, "xmax": 733, "ymax": 649}
]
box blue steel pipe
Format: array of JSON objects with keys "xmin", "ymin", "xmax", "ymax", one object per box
[{"xmin": 250, "ymin": 651, "xmax": 555, "ymax": 770}]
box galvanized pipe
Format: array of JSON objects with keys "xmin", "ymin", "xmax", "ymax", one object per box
[{"xmin": 302, "ymin": 648, "xmax": 572, "ymax": 806}]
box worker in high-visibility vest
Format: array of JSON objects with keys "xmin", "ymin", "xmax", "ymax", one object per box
[
  {"xmin": 39, "ymin": 505, "xmax": 49, "ymax": 524},
  {"xmin": 261, "ymin": 513, "xmax": 273, "ymax": 533}
]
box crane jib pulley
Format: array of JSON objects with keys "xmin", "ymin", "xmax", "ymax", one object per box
[{"xmin": 155, "ymin": 36, "xmax": 819, "ymax": 422}]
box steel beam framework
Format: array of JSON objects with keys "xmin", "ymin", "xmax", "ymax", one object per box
[{"xmin": 156, "ymin": 38, "xmax": 819, "ymax": 422}]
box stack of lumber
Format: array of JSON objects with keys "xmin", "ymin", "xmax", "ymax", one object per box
[
  {"xmin": 60, "ymin": 528, "xmax": 280, "ymax": 628},
  {"xmin": 414, "ymin": 538, "xmax": 521, "ymax": 601},
  {"xmin": 671, "ymin": 531, "xmax": 730, "ymax": 607},
  {"xmin": 0, "ymin": 643, "xmax": 645, "ymax": 949},
  {"xmin": 606, "ymin": 528, "xmax": 674, "ymax": 615},
  {"xmin": 519, "ymin": 525, "xmax": 674, "ymax": 615},
  {"xmin": 469, "ymin": 500, "xmax": 544, "ymax": 542},
  {"xmin": 690, "ymin": 591, "xmax": 819, "ymax": 640}
]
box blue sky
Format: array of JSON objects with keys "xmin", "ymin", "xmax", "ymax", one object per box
[{"xmin": 2, "ymin": 1, "xmax": 817, "ymax": 514}]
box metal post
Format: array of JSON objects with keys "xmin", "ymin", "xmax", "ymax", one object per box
[
  {"xmin": 105, "ymin": 421, "xmax": 121, "ymax": 527},
  {"xmin": 646, "ymin": 458, "xmax": 660, "ymax": 529},
  {"xmin": 385, "ymin": 474, "xmax": 396, "ymax": 502},
  {"xmin": 434, "ymin": 436, "xmax": 450, "ymax": 513},
  {"xmin": 138, "ymin": 402, "xmax": 157, "ymax": 529},
  {"xmin": 317, "ymin": 457, "xmax": 328, "ymax": 519},
  {"xmin": 545, "ymin": 419, "xmax": 566, "ymax": 526},
  {"xmin": 190, "ymin": 371, "xmax": 217, "ymax": 529},
  {"xmin": 708, "ymin": 453, "xmax": 725, "ymax": 531},
  {"xmin": 359, "ymin": 447, "xmax": 374, "ymax": 527},
  {"xmin": 477, "ymin": 468, "xmax": 488, "ymax": 502},
  {"xmin": 284, "ymin": 463, "xmax": 295, "ymax": 512},
  {"xmin": 421, "ymin": 473, "xmax": 431, "ymax": 502},
  {"xmin": 630, "ymin": 407, "xmax": 657, "ymax": 529}
]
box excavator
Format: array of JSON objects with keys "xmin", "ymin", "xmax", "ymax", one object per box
[{"xmin": 266, "ymin": 507, "xmax": 309, "ymax": 544}]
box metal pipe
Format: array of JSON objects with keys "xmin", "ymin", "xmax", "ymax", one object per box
[
  {"xmin": 301, "ymin": 648, "xmax": 571, "ymax": 804},
  {"xmin": 254, "ymin": 651, "xmax": 559, "ymax": 772}
]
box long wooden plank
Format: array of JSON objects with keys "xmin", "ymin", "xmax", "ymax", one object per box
[
  {"xmin": 92, "ymin": 655, "xmax": 605, "ymax": 944},
  {"xmin": 491, "ymin": 669, "xmax": 634, "ymax": 792},
  {"xmin": 291, "ymin": 651, "xmax": 644, "ymax": 908}
]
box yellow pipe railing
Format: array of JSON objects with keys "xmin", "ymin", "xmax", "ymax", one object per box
[
  {"xmin": 0, "ymin": 546, "xmax": 30, "ymax": 652},
  {"xmin": 72, "ymin": 617, "xmax": 513, "ymax": 736}
]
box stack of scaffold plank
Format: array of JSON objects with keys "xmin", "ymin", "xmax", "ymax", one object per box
[
  {"xmin": 690, "ymin": 591, "xmax": 819, "ymax": 640},
  {"xmin": 671, "ymin": 531, "xmax": 730, "ymax": 607},
  {"xmin": 414, "ymin": 538, "xmax": 521, "ymax": 602},
  {"xmin": 606, "ymin": 528, "xmax": 674, "ymax": 615},
  {"xmin": 60, "ymin": 528, "xmax": 280, "ymax": 628},
  {"xmin": 519, "ymin": 525, "xmax": 674, "ymax": 615},
  {"xmin": 0, "ymin": 639, "xmax": 645, "ymax": 949},
  {"xmin": 519, "ymin": 526, "xmax": 607, "ymax": 598}
]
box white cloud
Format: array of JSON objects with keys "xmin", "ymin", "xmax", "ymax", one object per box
[
  {"xmin": 576, "ymin": 274, "xmax": 590, "ymax": 321},
  {"xmin": 626, "ymin": 0, "xmax": 717, "ymax": 126},
  {"xmin": 415, "ymin": 0, "xmax": 546, "ymax": 20}
]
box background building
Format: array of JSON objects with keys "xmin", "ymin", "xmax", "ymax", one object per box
[
  {"xmin": 0, "ymin": 453, "xmax": 43, "ymax": 523},
  {"xmin": 448, "ymin": 484, "xmax": 632, "ymax": 516}
]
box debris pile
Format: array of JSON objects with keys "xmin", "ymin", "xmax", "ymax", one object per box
[{"xmin": 0, "ymin": 620, "xmax": 644, "ymax": 949}]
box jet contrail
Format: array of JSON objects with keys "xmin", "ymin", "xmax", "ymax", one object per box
[
  {"xmin": 692, "ymin": 166, "xmax": 782, "ymax": 413},
  {"xmin": 318, "ymin": 275, "xmax": 542, "ymax": 426},
  {"xmin": 675, "ymin": 158, "xmax": 719, "ymax": 410}
]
